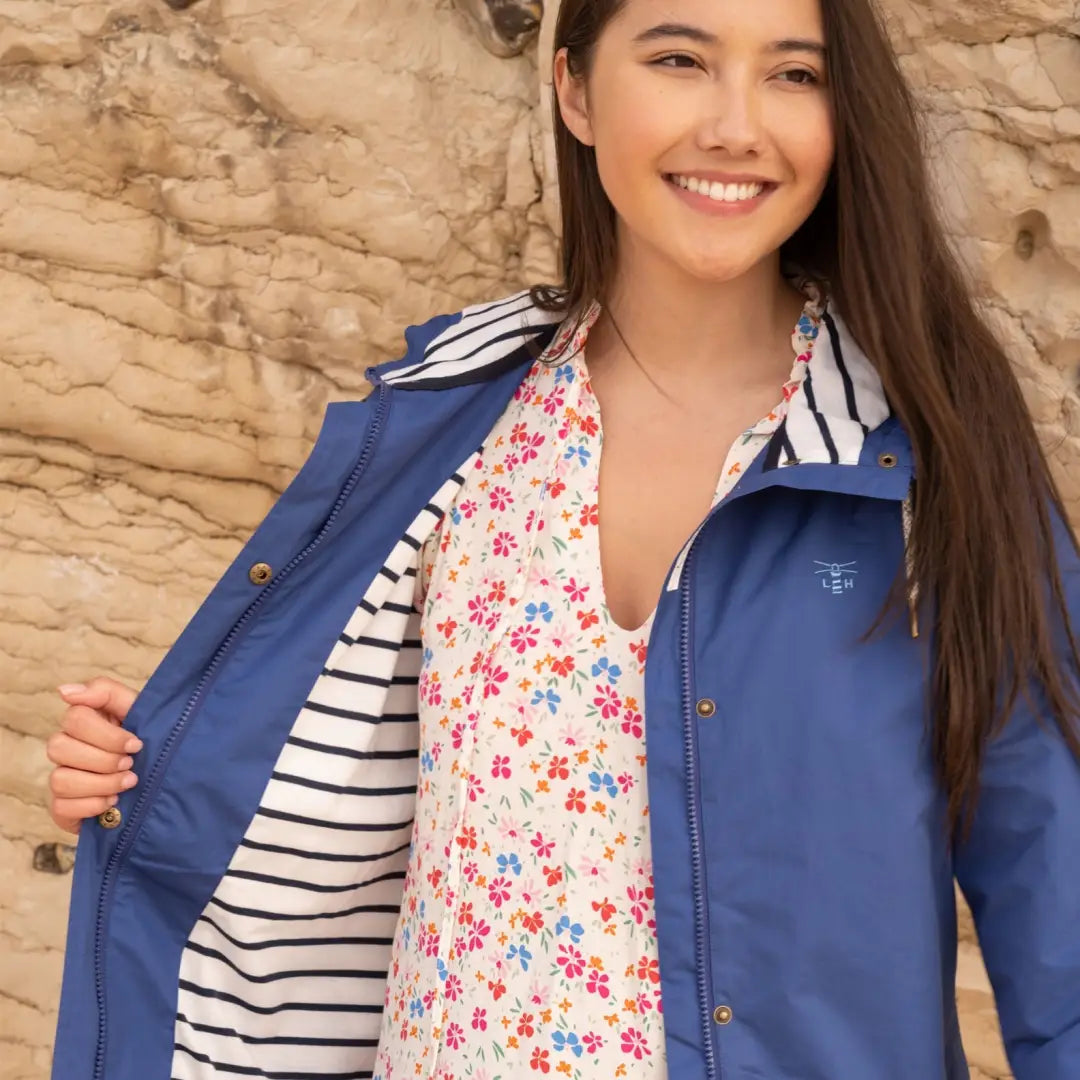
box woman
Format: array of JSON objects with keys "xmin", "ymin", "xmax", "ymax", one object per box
[{"xmin": 45, "ymin": 0, "xmax": 1080, "ymax": 1077}]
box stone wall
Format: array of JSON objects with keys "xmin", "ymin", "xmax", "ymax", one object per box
[{"xmin": 1, "ymin": 1, "xmax": 1076, "ymax": 1077}]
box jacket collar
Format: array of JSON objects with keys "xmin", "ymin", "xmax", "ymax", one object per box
[{"xmin": 368, "ymin": 287, "xmax": 903, "ymax": 477}]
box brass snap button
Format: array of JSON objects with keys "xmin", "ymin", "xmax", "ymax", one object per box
[
  {"xmin": 98, "ymin": 807, "xmax": 123, "ymax": 830},
  {"xmin": 249, "ymin": 562, "xmax": 273, "ymax": 586},
  {"xmin": 877, "ymin": 452, "xmax": 898, "ymax": 469},
  {"xmin": 695, "ymin": 698, "xmax": 716, "ymax": 718},
  {"xmin": 713, "ymin": 1004, "xmax": 733, "ymax": 1025}
]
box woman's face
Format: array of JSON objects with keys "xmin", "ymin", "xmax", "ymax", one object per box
[{"xmin": 554, "ymin": 0, "xmax": 835, "ymax": 284}]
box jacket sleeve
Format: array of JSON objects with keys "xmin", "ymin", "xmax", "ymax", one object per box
[{"xmin": 953, "ymin": 510, "xmax": 1080, "ymax": 1080}]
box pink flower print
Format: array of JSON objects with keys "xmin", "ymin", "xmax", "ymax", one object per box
[
  {"xmin": 582, "ymin": 1031, "xmax": 605, "ymax": 1054},
  {"xmin": 510, "ymin": 420, "xmax": 529, "ymax": 444},
  {"xmin": 467, "ymin": 918, "xmax": 491, "ymax": 952},
  {"xmin": 491, "ymin": 755, "xmax": 512, "ymax": 780},
  {"xmin": 531, "ymin": 831, "xmax": 555, "ymax": 859},
  {"xmin": 563, "ymin": 577, "xmax": 589, "ymax": 603},
  {"xmin": 466, "ymin": 772, "xmax": 486, "ymax": 802},
  {"xmin": 524, "ymin": 508, "xmax": 538, "ymax": 533},
  {"xmin": 509, "ymin": 623, "xmax": 539, "ymax": 654},
  {"xmin": 527, "ymin": 979, "xmax": 551, "ymax": 1008},
  {"xmin": 492, "ymin": 531, "xmax": 518, "ymax": 557},
  {"xmin": 558, "ymin": 721, "xmax": 586, "ymax": 746},
  {"xmin": 498, "ymin": 815, "xmax": 521, "ymax": 840},
  {"xmin": 617, "ymin": 771, "xmax": 636, "ymax": 794},
  {"xmin": 444, "ymin": 974, "xmax": 463, "ymax": 1001},
  {"xmin": 627, "ymin": 884, "xmax": 653, "ymax": 926},
  {"xmin": 518, "ymin": 876, "xmax": 540, "ymax": 906},
  {"xmin": 636, "ymin": 991, "xmax": 654, "ymax": 1013},
  {"xmin": 445, "ymin": 1022, "xmax": 465, "ymax": 1050},
  {"xmin": 503, "ymin": 452, "xmax": 521, "ymax": 472},
  {"xmin": 620, "ymin": 1028, "xmax": 651, "ymax": 1059},
  {"xmin": 594, "ymin": 684, "xmax": 622, "ymax": 719},
  {"xmin": 462, "ymin": 861, "xmax": 478, "ymax": 884},
  {"xmin": 471, "ymin": 1006, "xmax": 487, "ymax": 1031},
  {"xmin": 586, "ymin": 967, "xmax": 611, "ymax": 998},
  {"xmin": 489, "ymin": 485, "xmax": 513, "ymax": 510},
  {"xmin": 542, "ymin": 386, "xmax": 566, "ymax": 416},
  {"xmin": 482, "ymin": 663, "xmax": 509, "ymax": 698},
  {"xmin": 488, "ymin": 876, "xmax": 511, "ymax": 908},
  {"xmin": 578, "ymin": 855, "xmax": 608, "ymax": 883},
  {"xmin": 519, "ymin": 430, "xmax": 545, "ymax": 464},
  {"xmin": 459, "ymin": 498, "xmax": 478, "ymax": 519},
  {"xmin": 621, "ymin": 707, "xmax": 643, "ymax": 739},
  {"xmin": 451, "ymin": 722, "xmax": 466, "ymax": 751},
  {"xmin": 467, "ymin": 595, "xmax": 490, "ymax": 627},
  {"xmin": 556, "ymin": 944, "xmax": 585, "ymax": 979}
]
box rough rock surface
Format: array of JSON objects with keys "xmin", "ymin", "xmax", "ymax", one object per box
[{"xmin": 0, "ymin": 0, "xmax": 1076, "ymax": 1076}]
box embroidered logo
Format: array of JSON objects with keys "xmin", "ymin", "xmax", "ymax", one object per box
[{"xmin": 814, "ymin": 560, "xmax": 858, "ymax": 594}]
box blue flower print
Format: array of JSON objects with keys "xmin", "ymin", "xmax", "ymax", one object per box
[
  {"xmin": 524, "ymin": 601, "xmax": 554, "ymax": 624},
  {"xmin": 552, "ymin": 1031, "xmax": 583, "ymax": 1058},
  {"xmin": 436, "ymin": 958, "xmax": 448, "ymax": 982},
  {"xmin": 555, "ymin": 914, "xmax": 584, "ymax": 944},
  {"xmin": 554, "ymin": 363, "xmax": 576, "ymax": 385},
  {"xmin": 589, "ymin": 770, "xmax": 619, "ymax": 799},
  {"xmin": 591, "ymin": 657, "xmax": 622, "ymax": 684},
  {"xmin": 409, "ymin": 996, "xmax": 424, "ymax": 1018},
  {"xmin": 496, "ymin": 852, "xmax": 522, "ymax": 876},
  {"xmin": 563, "ymin": 444, "xmax": 591, "ymax": 467},
  {"xmin": 507, "ymin": 942, "xmax": 532, "ymax": 971},
  {"xmin": 420, "ymin": 750, "xmax": 434, "ymax": 774},
  {"xmin": 531, "ymin": 688, "xmax": 561, "ymax": 715}
]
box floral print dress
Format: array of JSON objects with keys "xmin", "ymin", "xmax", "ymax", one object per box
[{"xmin": 372, "ymin": 288, "xmax": 824, "ymax": 1080}]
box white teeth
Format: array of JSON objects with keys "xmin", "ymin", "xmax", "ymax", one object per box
[{"xmin": 671, "ymin": 174, "xmax": 766, "ymax": 203}]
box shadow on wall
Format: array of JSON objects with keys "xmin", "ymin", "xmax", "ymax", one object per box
[{"xmin": 160, "ymin": 0, "xmax": 544, "ymax": 56}]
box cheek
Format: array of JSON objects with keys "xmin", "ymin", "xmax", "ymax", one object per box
[{"xmin": 774, "ymin": 103, "xmax": 835, "ymax": 187}]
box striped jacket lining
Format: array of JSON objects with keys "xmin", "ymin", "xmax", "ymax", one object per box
[{"xmin": 171, "ymin": 459, "xmax": 479, "ymax": 1080}]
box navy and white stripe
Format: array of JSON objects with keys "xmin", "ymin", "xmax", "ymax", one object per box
[
  {"xmin": 171, "ymin": 458, "xmax": 480, "ymax": 1080},
  {"xmin": 377, "ymin": 290, "xmax": 562, "ymax": 390}
]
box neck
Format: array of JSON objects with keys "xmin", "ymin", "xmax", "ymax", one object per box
[{"xmin": 590, "ymin": 234, "xmax": 807, "ymax": 396}]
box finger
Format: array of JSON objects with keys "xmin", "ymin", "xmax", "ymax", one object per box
[
  {"xmin": 58, "ymin": 678, "xmax": 139, "ymax": 725},
  {"xmin": 61, "ymin": 705, "xmax": 143, "ymax": 755},
  {"xmin": 49, "ymin": 766, "xmax": 137, "ymax": 800},
  {"xmin": 51, "ymin": 795, "xmax": 119, "ymax": 832},
  {"xmin": 46, "ymin": 732, "xmax": 134, "ymax": 775}
]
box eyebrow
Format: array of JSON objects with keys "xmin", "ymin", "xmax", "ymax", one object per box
[{"xmin": 632, "ymin": 22, "xmax": 827, "ymax": 57}]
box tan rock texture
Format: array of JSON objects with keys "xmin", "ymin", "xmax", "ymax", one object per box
[{"xmin": 0, "ymin": 0, "xmax": 1076, "ymax": 1076}]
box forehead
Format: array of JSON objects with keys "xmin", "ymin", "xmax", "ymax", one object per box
[{"xmin": 611, "ymin": 0, "xmax": 825, "ymax": 39}]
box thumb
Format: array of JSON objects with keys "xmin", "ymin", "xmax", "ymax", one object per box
[{"xmin": 58, "ymin": 679, "xmax": 138, "ymax": 723}]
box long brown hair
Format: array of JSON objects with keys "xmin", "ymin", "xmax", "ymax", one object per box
[{"xmin": 530, "ymin": 0, "xmax": 1080, "ymax": 834}]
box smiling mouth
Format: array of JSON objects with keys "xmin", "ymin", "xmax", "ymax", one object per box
[{"xmin": 663, "ymin": 173, "xmax": 778, "ymax": 204}]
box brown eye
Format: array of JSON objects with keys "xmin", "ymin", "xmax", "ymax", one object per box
[
  {"xmin": 653, "ymin": 53, "xmax": 700, "ymax": 70},
  {"xmin": 777, "ymin": 68, "xmax": 819, "ymax": 85}
]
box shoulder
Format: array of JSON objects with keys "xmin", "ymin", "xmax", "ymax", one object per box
[{"xmin": 366, "ymin": 288, "xmax": 566, "ymax": 391}]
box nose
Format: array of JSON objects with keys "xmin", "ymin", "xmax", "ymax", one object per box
[{"xmin": 697, "ymin": 76, "xmax": 765, "ymax": 158}]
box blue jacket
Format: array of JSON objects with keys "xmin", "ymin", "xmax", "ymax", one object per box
[{"xmin": 53, "ymin": 291, "xmax": 1080, "ymax": 1080}]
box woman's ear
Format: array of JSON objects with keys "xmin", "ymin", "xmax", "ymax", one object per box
[{"xmin": 553, "ymin": 47, "xmax": 596, "ymax": 147}]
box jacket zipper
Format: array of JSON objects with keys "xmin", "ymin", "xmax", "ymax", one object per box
[
  {"xmin": 91, "ymin": 383, "xmax": 393, "ymax": 1080},
  {"xmin": 679, "ymin": 536, "xmax": 720, "ymax": 1080}
]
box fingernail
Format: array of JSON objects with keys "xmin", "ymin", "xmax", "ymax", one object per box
[
  {"xmin": 59, "ymin": 684, "xmax": 87, "ymax": 696},
  {"xmin": 121, "ymin": 773, "xmax": 138, "ymax": 790},
  {"xmin": 118, "ymin": 756, "xmax": 134, "ymax": 771},
  {"xmin": 124, "ymin": 737, "xmax": 143, "ymax": 753}
]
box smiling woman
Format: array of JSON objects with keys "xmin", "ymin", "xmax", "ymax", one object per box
[{"xmin": 43, "ymin": 0, "xmax": 1080, "ymax": 1079}]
